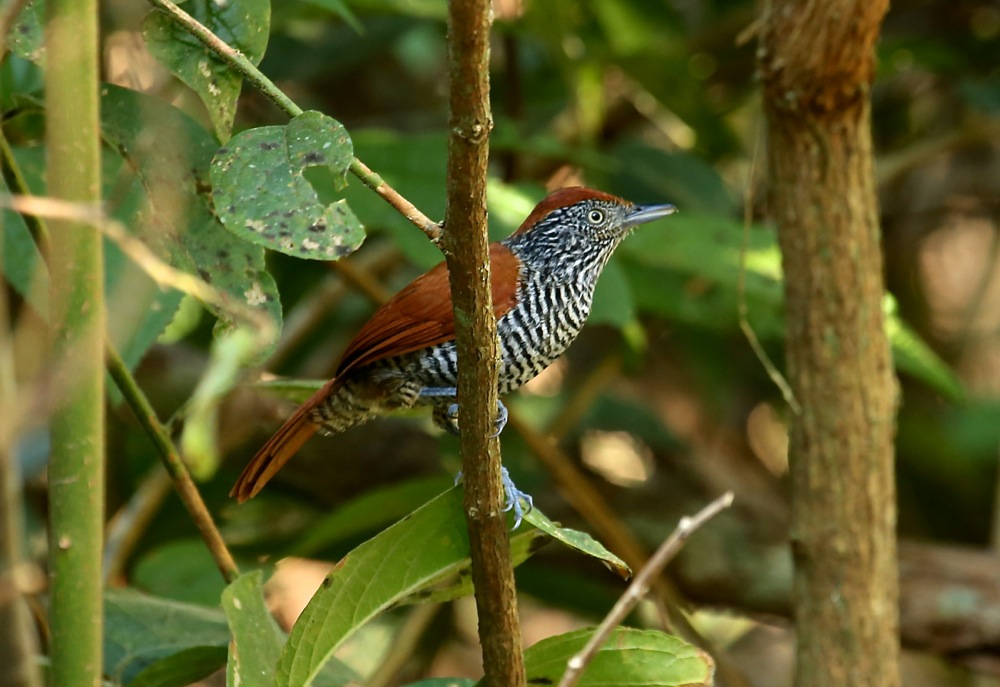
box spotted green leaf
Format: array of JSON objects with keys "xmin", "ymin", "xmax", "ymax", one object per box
[
  {"xmin": 6, "ymin": 0, "xmax": 43, "ymax": 63},
  {"xmin": 211, "ymin": 111, "xmax": 364, "ymax": 260},
  {"xmin": 100, "ymin": 84, "xmax": 281, "ymax": 361},
  {"xmin": 143, "ymin": 0, "xmax": 270, "ymax": 140}
]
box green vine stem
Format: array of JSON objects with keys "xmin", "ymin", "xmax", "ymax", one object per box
[
  {"xmin": 106, "ymin": 343, "xmax": 240, "ymax": 583},
  {"xmin": 45, "ymin": 0, "xmax": 106, "ymax": 684}
]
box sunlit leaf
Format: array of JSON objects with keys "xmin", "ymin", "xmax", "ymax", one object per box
[
  {"xmin": 522, "ymin": 627, "xmax": 714, "ymax": 686},
  {"xmin": 523, "ymin": 507, "xmax": 630, "ymax": 580},
  {"xmin": 276, "ymin": 488, "xmax": 474, "ymax": 687}
]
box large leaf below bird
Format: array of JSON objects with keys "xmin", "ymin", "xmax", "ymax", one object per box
[{"xmin": 211, "ymin": 111, "xmax": 364, "ymax": 260}]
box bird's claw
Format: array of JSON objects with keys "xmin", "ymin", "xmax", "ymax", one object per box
[
  {"xmin": 441, "ymin": 399, "xmax": 508, "ymax": 438},
  {"xmin": 489, "ymin": 401, "xmax": 509, "ymax": 438},
  {"xmin": 500, "ymin": 467, "xmax": 532, "ymax": 529},
  {"xmin": 452, "ymin": 466, "xmax": 532, "ymax": 529}
]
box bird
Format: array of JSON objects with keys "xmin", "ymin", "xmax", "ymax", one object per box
[{"xmin": 231, "ymin": 186, "xmax": 677, "ymax": 526}]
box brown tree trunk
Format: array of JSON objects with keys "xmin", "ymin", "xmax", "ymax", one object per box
[{"xmin": 759, "ymin": 2, "xmax": 900, "ymax": 685}]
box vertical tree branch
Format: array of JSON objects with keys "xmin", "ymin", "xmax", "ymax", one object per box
[
  {"xmin": 44, "ymin": 0, "xmax": 105, "ymax": 684},
  {"xmin": 759, "ymin": 1, "xmax": 899, "ymax": 685},
  {"xmin": 442, "ymin": 1, "xmax": 525, "ymax": 686}
]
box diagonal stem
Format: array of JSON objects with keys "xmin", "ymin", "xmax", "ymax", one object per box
[
  {"xmin": 106, "ymin": 343, "xmax": 240, "ymax": 583},
  {"xmin": 557, "ymin": 492, "xmax": 734, "ymax": 687}
]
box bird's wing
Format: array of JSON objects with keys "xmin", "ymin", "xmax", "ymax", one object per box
[
  {"xmin": 230, "ymin": 243, "xmax": 522, "ymax": 503},
  {"xmin": 335, "ymin": 242, "xmax": 522, "ymax": 377}
]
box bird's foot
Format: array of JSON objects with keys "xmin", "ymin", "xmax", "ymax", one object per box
[
  {"xmin": 500, "ymin": 466, "xmax": 532, "ymax": 529},
  {"xmin": 453, "ymin": 466, "xmax": 532, "ymax": 529},
  {"xmin": 420, "ymin": 387, "xmax": 508, "ymax": 437}
]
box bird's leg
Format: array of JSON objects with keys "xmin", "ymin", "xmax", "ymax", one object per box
[
  {"xmin": 418, "ymin": 387, "xmax": 509, "ymax": 437},
  {"xmin": 452, "ymin": 467, "xmax": 533, "ymax": 529},
  {"xmin": 419, "ymin": 387, "xmax": 526, "ymax": 527}
]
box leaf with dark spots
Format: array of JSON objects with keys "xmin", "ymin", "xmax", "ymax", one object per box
[
  {"xmin": 211, "ymin": 111, "xmax": 364, "ymax": 260},
  {"xmin": 142, "ymin": 0, "xmax": 270, "ymax": 141},
  {"xmin": 100, "ymin": 86, "xmax": 280, "ymax": 362}
]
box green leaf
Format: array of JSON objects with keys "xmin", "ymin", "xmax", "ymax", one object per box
[
  {"xmin": 403, "ymin": 681, "xmax": 476, "ymax": 687},
  {"xmin": 408, "ymin": 525, "xmax": 547, "ymax": 606},
  {"xmin": 181, "ymin": 214, "xmax": 282, "ymax": 360},
  {"xmin": 182, "ymin": 328, "xmax": 265, "ymax": 478},
  {"xmin": 292, "ymin": 475, "xmax": 456, "ymax": 556},
  {"xmin": 132, "ymin": 539, "xmax": 227, "ymax": 607},
  {"xmin": 100, "ymin": 84, "xmax": 281, "ymax": 360},
  {"xmin": 105, "ymin": 220, "xmax": 185, "ymax": 372},
  {"xmin": 301, "ymin": 0, "xmax": 364, "ymax": 32},
  {"xmin": 607, "ymin": 140, "xmax": 738, "ymax": 216},
  {"xmin": 1, "ymin": 203, "xmax": 47, "ymax": 313},
  {"xmin": 522, "ymin": 507, "xmax": 630, "ymax": 580},
  {"xmin": 278, "ymin": 487, "xmax": 539, "ymax": 687},
  {"xmin": 129, "ymin": 646, "xmax": 228, "ymax": 687},
  {"xmin": 143, "ymin": 0, "xmax": 270, "ymax": 140},
  {"xmin": 6, "ymin": 0, "xmax": 44, "ymax": 63},
  {"xmin": 223, "ymin": 571, "xmax": 283, "ymax": 687},
  {"xmin": 522, "ymin": 627, "xmax": 714, "ymax": 686},
  {"xmin": 885, "ymin": 296, "xmax": 965, "ymax": 401},
  {"xmin": 276, "ymin": 487, "xmax": 471, "ymax": 687},
  {"xmin": 211, "ymin": 111, "xmax": 364, "ymax": 260},
  {"xmin": 222, "ymin": 571, "xmax": 360, "ymax": 687},
  {"xmin": 104, "ymin": 588, "xmax": 230, "ymax": 684}
]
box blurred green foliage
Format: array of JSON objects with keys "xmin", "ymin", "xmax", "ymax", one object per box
[{"xmin": 4, "ymin": 0, "xmax": 999, "ymax": 683}]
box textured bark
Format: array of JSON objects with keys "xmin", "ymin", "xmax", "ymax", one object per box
[
  {"xmin": 759, "ymin": 1, "xmax": 899, "ymax": 685},
  {"xmin": 443, "ymin": 1, "xmax": 525, "ymax": 686}
]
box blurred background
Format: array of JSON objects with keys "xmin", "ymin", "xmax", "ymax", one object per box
[{"xmin": 4, "ymin": 0, "xmax": 1000, "ymax": 685}]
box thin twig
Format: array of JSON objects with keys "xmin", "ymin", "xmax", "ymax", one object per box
[
  {"xmin": 738, "ymin": 123, "xmax": 801, "ymax": 414},
  {"xmin": 106, "ymin": 343, "xmax": 240, "ymax": 583},
  {"xmin": 144, "ymin": 0, "xmax": 441, "ymax": 242},
  {"xmin": 0, "ymin": 131, "xmax": 51, "ymax": 257},
  {"xmin": 556, "ymin": 492, "xmax": 734, "ymax": 687},
  {"xmin": 1, "ymin": 194, "xmax": 275, "ymax": 348}
]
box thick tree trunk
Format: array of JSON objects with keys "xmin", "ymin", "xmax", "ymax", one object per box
[{"xmin": 759, "ymin": 1, "xmax": 900, "ymax": 685}]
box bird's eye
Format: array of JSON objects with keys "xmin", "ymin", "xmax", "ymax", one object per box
[{"xmin": 587, "ymin": 209, "xmax": 606, "ymax": 225}]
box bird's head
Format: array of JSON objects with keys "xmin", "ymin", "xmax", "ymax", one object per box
[{"xmin": 504, "ymin": 186, "xmax": 677, "ymax": 274}]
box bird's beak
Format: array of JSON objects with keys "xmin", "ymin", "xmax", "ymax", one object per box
[{"xmin": 623, "ymin": 203, "xmax": 678, "ymax": 228}]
